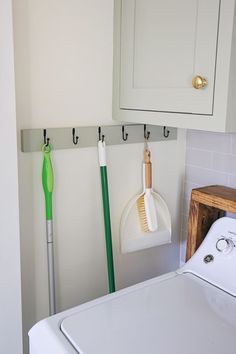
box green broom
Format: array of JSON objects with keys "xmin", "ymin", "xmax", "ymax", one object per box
[{"xmin": 98, "ymin": 138, "xmax": 116, "ymax": 293}]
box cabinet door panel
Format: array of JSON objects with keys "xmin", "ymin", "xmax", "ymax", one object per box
[{"xmin": 120, "ymin": 0, "xmax": 220, "ymax": 114}]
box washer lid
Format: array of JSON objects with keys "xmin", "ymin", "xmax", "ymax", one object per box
[{"xmin": 61, "ymin": 274, "xmax": 236, "ymax": 354}]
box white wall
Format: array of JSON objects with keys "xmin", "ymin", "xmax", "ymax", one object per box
[
  {"xmin": 12, "ymin": 1, "xmax": 186, "ymax": 352},
  {"xmin": 0, "ymin": 0, "xmax": 23, "ymax": 353}
]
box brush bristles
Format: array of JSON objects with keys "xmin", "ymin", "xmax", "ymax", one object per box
[{"xmin": 137, "ymin": 195, "xmax": 149, "ymax": 232}]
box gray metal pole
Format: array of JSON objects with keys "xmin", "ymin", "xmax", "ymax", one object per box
[{"xmin": 46, "ymin": 220, "xmax": 56, "ymax": 316}]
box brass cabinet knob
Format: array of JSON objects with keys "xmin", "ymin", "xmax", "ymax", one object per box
[{"xmin": 192, "ymin": 76, "xmax": 208, "ymax": 89}]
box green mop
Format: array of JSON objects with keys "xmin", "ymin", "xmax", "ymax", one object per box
[
  {"xmin": 42, "ymin": 143, "xmax": 56, "ymax": 315},
  {"xmin": 98, "ymin": 137, "xmax": 116, "ymax": 293}
]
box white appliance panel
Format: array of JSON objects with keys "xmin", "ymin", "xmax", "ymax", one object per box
[
  {"xmin": 180, "ymin": 217, "xmax": 236, "ymax": 296},
  {"xmin": 29, "ymin": 217, "xmax": 236, "ymax": 354},
  {"xmin": 61, "ymin": 273, "xmax": 236, "ymax": 354}
]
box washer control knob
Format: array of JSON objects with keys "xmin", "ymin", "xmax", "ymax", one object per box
[{"xmin": 216, "ymin": 238, "xmax": 234, "ymax": 254}]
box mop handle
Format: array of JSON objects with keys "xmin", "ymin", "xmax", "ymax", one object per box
[
  {"xmin": 42, "ymin": 144, "xmax": 56, "ymax": 315},
  {"xmin": 98, "ymin": 141, "xmax": 116, "ymax": 293}
]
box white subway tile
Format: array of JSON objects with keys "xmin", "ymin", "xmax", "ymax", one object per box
[
  {"xmin": 229, "ymin": 155, "xmax": 236, "ymax": 175},
  {"xmin": 212, "ymin": 153, "xmax": 232, "ymax": 173},
  {"xmin": 214, "ymin": 155, "xmax": 236, "ymax": 175},
  {"xmin": 228, "ymin": 175, "xmax": 236, "ymax": 189},
  {"xmin": 187, "ymin": 130, "xmax": 231, "ymax": 153},
  {"xmin": 186, "ymin": 148, "xmax": 212, "ymax": 168},
  {"xmin": 231, "ymin": 134, "xmax": 236, "ymax": 154},
  {"xmin": 185, "ymin": 165, "xmax": 228, "ymax": 186},
  {"xmin": 183, "ymin": 130, "xmax": 236, "ymax": 268},
  {"xmin": 183, "ymin": 181, "xmax": 198, "ymax": 201}
]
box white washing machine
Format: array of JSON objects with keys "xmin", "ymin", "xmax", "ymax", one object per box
[{"xmin": 29, "ymin": 217, "xmax": 236, "ymax": 354}]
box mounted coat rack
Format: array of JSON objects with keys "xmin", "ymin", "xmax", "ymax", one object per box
[{"xmin": 21, "ymin": 124, "xmax": 177, "ymax": 152}]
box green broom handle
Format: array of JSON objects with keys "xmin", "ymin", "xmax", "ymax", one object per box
[{"xmin": 98, "ymin": 141, "xmax": 116, "ymax": 293}]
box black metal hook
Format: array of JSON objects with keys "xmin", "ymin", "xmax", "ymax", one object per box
[
  {"xmin": 98, "ymin": 126, "xmax": 105, "ymax": 142},
  {"xmin": 144, "ymin": 125, "xmax": 150, "ymax": 140},
  {"xmin": 163, "ymin": 126, "xmax": 170, "ymax": 138},
  {"xmin": 122, "ymin": 125, "xmax": 128, "ymax": 141},
  {"xmin": 72, "ymin": 128, "xmax": 79, "ymax": 145},
  {"xmin": 43, "ymin": 129, "xmax": 50, "ymax": 146}
]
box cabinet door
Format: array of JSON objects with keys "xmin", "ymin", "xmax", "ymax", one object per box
[{"xmin": 120, "ymin": 0, "xmax": 220, "ymax": 115}]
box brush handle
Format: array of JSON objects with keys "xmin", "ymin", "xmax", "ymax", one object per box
[
  {"xmin": 144, "ymin": 149, "xmax": 152, "ymax": 189},
  {"xmin": 145, "ymin": 162, "xmax": 152, "ymax": 189}
]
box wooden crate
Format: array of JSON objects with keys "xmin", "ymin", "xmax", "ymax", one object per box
[{"xmin": 186, "ymin": 185, "xmax": 236, "ymax": 261}]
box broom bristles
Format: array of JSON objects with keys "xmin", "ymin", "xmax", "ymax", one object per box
[{"xmin": 137, "ymin": 194, "xmax": 149, "ymax": 232}]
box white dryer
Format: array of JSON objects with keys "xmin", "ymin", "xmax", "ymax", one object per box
[{"xmin": 29, "ymin": 217, "xmax": 236, "ymax": 354}]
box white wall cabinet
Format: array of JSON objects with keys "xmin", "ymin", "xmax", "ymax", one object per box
[{"xmin": 113, "ymin": 0, "xmax": 236, "ymax": 132}]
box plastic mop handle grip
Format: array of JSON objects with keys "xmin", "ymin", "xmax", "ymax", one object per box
[{"xmin": 42, "ymin": 144, "xmax": 54, "ymax": 220}]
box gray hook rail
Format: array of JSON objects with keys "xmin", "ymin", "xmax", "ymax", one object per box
[{"xmin": 21, "ymin": 124, "xmax": 177, "ymax": 152}]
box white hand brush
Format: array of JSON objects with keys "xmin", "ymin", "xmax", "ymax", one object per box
[{"xmin": 136, "ymin": 148, "xmax": 158, "ymax": 232}]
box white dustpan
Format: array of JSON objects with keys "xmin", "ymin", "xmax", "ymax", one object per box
[{"xmin": 120, "ymin": 190, "xmax": 171, "ymax": 253}]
